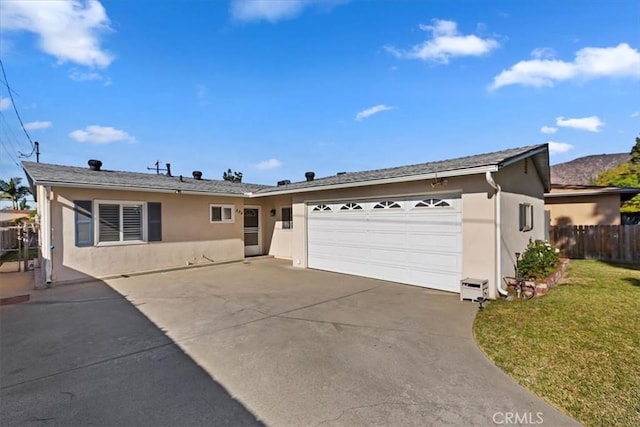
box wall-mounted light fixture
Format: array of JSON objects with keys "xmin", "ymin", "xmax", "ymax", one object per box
[{"xmin": 270, "ymin": 208, "xmax": 276, "ymax": 216}]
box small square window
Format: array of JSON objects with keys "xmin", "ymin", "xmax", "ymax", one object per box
[
  {"xmin": 519, "ymin": 203, "xmax": 534, "ymax": 232},
  {"xmin": 211, "ymin": 205, "xmax": 234, "ymax": 223},
  {"xmin": 282, "ymin": 206, "xmax": 292, "ymax": 229}
]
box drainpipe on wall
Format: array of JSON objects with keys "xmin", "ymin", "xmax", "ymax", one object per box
[
  {"xmin": 485, "ymin": 171, "xmax": 508, "ymax": 297},
  {"xmin": 42, "ymin": 186, "xmax": 53, "ymax": 284}
]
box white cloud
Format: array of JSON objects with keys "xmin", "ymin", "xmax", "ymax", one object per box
[
  {"xmin": 230, "ymin": 0, "xmax": 347, "ymax": 23},
  {"xmin": 540, "ymin": 126, "xmax": 557, "ymax": 134},
  {"xmin": 355, "ymin": 104, "xmax": 394, "ymax": 121},
  {"xmin": 69, "ymin": 125, "xmax": 135, "ymax": 144},
  {"xmin": 490, "ymin": 43, "xmax": 640, "ymax": 90},
  {"xmin": 531, "ymin": 47, "xmax": 556, "ymax": 60},
  {"xmin": 0, "ymin": 0, "xmax": 114, "ymax": 68},
  {"xmin": 385, "ymin": 19, "xmax": 499, "ymax": 64},
  {"xmin": 68, "ymin": 68, "xmax": 111, "ymax": 85},
  {"xmin": 631, "ymin": 111, "xmax": 640, "ymax": 118},
  {"xmin": 547, "ymin": 141, "xmax": 574, "ymax": 155},
  {"xmin": 556, "ymin": 116, "xmax": 605, "ymax": 132},
  {"xmin": 24, "ymin": 121, "xmax": 53, "ymax": 131},
  {"xmin": 255, "ymin": 158, "xmax": 282, "ymax": 170},
  {"xmin": 0, "ymin": 96, "xmax": 10, "ymax": 111}
]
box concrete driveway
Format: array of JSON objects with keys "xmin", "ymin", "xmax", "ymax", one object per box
[
  {"xmin": 0, "ymin": 277, "xmax": 261, "ymax": 426},
  {"xmin": 101, "ymin": 258, "xmax": 577, "ymax": 426}
]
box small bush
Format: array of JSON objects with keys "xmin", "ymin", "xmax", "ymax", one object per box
[{"xmin": 518, "ymin": 239, "xmax": 560, "ymax": 280}]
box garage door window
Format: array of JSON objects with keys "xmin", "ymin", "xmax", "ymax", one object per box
[
  {"xmin": 373, "ymin": 201, "xmax": 401, "ymax": 209},
  {"xmin": 340, "ymin": 202, "xmax": 363, "ymax": 210},
  {"xmin": 313, "ymin": 204, "xmax": 332, "ymax": 212},
  {"xmin": 415, "ymin": 198, "xmax": 450, "ymax": 208}
]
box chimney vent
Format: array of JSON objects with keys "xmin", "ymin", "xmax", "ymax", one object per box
[
  {"xmin": 88, "ymin": 159, "xmax": 102, "ymax": 171},
  {"xmin": 277, "ymin": 179, "xmax": 291, "ymax": 186},
  {"xmin": 192, "ymin": 171, "xmax": 203, "ymax": 180},
  {"xmin": 166, "ymin": 163, "xmax": 172, "ymax": 177},
  {"xmin": 305, "ymin": 171, "xmax": 315, "ymax": 181}
]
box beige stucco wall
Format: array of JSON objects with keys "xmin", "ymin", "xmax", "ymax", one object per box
[
  {"xmin": 48, "ymin": 186, "xmax": 246, "ymax": 283},
  {"xmin": 545, "ymin": 194, "xmax": 621, "ymax": 226},
  {"xmin": 283, "ymin": 175, "xmax": 500, "ymax": 297},
  {"xmin": 238, "ymin": 194, "xmax": 293, "ymax": 259},
  {"xmin": 495, "ymin": 161, "xmax": 547, "ymax": 284},
  {"xmin": 39, "ymin": 156, "xmax": 547, "ymax": 298},
  {"xmin": 276, "ymin": 158, "xmax": 546, "ymax": 299}
]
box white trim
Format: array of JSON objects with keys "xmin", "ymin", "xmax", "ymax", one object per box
[
  {"xmin": 32, "ymin": 181, "xmax": 248, "ymax": 198},
  {"xmin": 94, "ymin": 200, "xmax": 147, "ymax": 245},
  {"xmin": 210, "ymin": 204, "xmax": 235, "ymax": 223},
  {"xmin": 243, "ymin": 205, "xmax": 262, "ymax": 256},
  {"xmin": 302, "ymin": 189, "xmax": 463, "ymax": 205},
  {"xmin": 250, "ymin": 166, "xmax": 498, "ymax": 197}
]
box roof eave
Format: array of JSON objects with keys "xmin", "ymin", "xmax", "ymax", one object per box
[
  {"xmin": 498, "ymin": 144, "xmax": 548, "ymax": 169},
  {"xmin": 545, "ymin": 188, "xmax": 640, "ymax": 198},
  {"xmin": 30, "ymin": 180, "xmax": 248, "ymax": 198},
  {"xmin": 251, "ymin": 164, "xmax": 500, "ymax": 197}
]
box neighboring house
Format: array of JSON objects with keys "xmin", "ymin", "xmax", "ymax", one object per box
[
  {"xmin": 545, "ymin": 184, "xmax": 640, "ymax": 226},
  {"xmin": 22, "ymin": 144, "xmax": 550, "ymax": 299},
  {"xmin": 0, "ymin": 210, "xmax": 32, "ymax": 227}
]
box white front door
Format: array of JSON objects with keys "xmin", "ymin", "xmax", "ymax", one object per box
[
  {"xmin": 307, "ymin": 196, "xmax": 462, "ymax": 293},
  {"xmin": 244, "ymin": 207, "xmax": 261, "ymax": 256}
]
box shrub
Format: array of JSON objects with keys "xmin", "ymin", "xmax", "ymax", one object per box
[{"xmin": 518, "ymin": 239, "xmax": 560, "ymax": 280}]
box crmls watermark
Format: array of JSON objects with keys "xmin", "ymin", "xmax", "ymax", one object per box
[{"xmin": 493, "ymin": 412, "xmax": 544, "ymax": 425}]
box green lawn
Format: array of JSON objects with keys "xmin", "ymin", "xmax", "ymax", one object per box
[
  {"xmin": 474, "ymin": 260, "xmax": 640, "ymax": 427},
  {"xmin": 0, "ymin": 247, "xmax": 38, "ymax": 263}
]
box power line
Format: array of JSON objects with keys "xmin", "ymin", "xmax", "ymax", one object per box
[
  {"xmin": 0, "ymin": 111, "xmax": 28, "ymax": 155},
  {"xmin": 0, "ymin": 57, "xmax": 35, "ymax": 158}
]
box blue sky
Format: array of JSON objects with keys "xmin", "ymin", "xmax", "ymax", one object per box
[{"xmin": 1, "ymin": 0, "xmax": 639, "ymax": 192}]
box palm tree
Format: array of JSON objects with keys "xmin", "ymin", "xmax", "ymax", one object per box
[{"xmin": 0, "ymin": 177, "xmax": 31, "ymax": 210}]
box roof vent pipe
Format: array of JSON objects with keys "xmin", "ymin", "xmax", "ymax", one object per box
[
  {"xmin": 305, "ymin": 171, "xmax": 315, "ymax": 181},
  {"xmin": 88, "ymin": 159, "xmax": 102, "ymax": 171},
  {"xmin": 336, "ymin": 172, "xmax": 346, "ymax": 176},
  {"xmin": 166, "ymin": 163, "xmax": 172, "ymax": 177},
  {"xmin": 192, "ymin": 171, "xmax": 202, "ymax": 180},
  {"xmin": 277, "ymin": 180, "xmax": 291, "ymax": 186}
]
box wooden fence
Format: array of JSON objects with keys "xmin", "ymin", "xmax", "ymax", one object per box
[{"xmin": 549, "ymin": 225, "xmax": 640, "ymax": 262}]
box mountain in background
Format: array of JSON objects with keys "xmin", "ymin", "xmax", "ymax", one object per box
[{"xmin": 550, "ymin": 153, "xmax": 631, "ymax": 185}]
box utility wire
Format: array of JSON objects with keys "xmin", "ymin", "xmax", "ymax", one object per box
[
  {"xmin": 0, "ymin": 112, "xmax": 25, "ymax": 159},
  {"xmin": 0, "ymin": 57, "xmax": 35, "ymax": 158},
  {"xmin": 0, "ymin": 122, "xmax": 22, "ymax": 168}
]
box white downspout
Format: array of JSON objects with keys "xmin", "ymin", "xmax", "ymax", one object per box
[
  {"xmin": 41, "ymin": 186, "xmax": 53, "ymax": 284},
  {"xmin": 485, "ymin": 171, "xmax": 508, "ymax": 297}
]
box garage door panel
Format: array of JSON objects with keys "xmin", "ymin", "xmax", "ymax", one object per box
[
  {"xmin": 404, "ymin": 251, "xmax": 460, "ymax": 270},
  {"xmin": 406, "ymin": 216, "xmax": 461, "ymax": 233},
  {"xmin": 366, "ymin": 247, "xmax": 409, "ymax": 264},
  {"xmin": 405, "ymin": 269, "xmax": 460, "ymax": 292},
  {"xmin": 407, "ymin": 233, "xmax": 461, "ymax": 251},
  {"xmin": 307, "ymin": 196, "xmax": 462, "ymax": 293}
]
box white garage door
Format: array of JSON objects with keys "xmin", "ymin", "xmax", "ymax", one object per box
[{"xmin": 307, "ymin": 196, "xmax": 462, "ymax": 293}]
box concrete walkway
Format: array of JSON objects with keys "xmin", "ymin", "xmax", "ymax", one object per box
[
  {"xmin": 101, "ymin": 258, "xmax": 578, "ymax": 426},
  {"xmin": 0, "ymin": 263, "xmax": 34, "ymax": 305}
]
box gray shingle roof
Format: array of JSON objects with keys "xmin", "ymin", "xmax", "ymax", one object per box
[
  {"xmin": 22, "ymin": 144, "xmax": 550, "ymax": 196},
  {"xmin": 22, "ymin": 161, "xmax": 270, "ymax": 195},
  {"xmin": 255, "ymin": 144, "xmax": 550, "ymax": 194}
]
